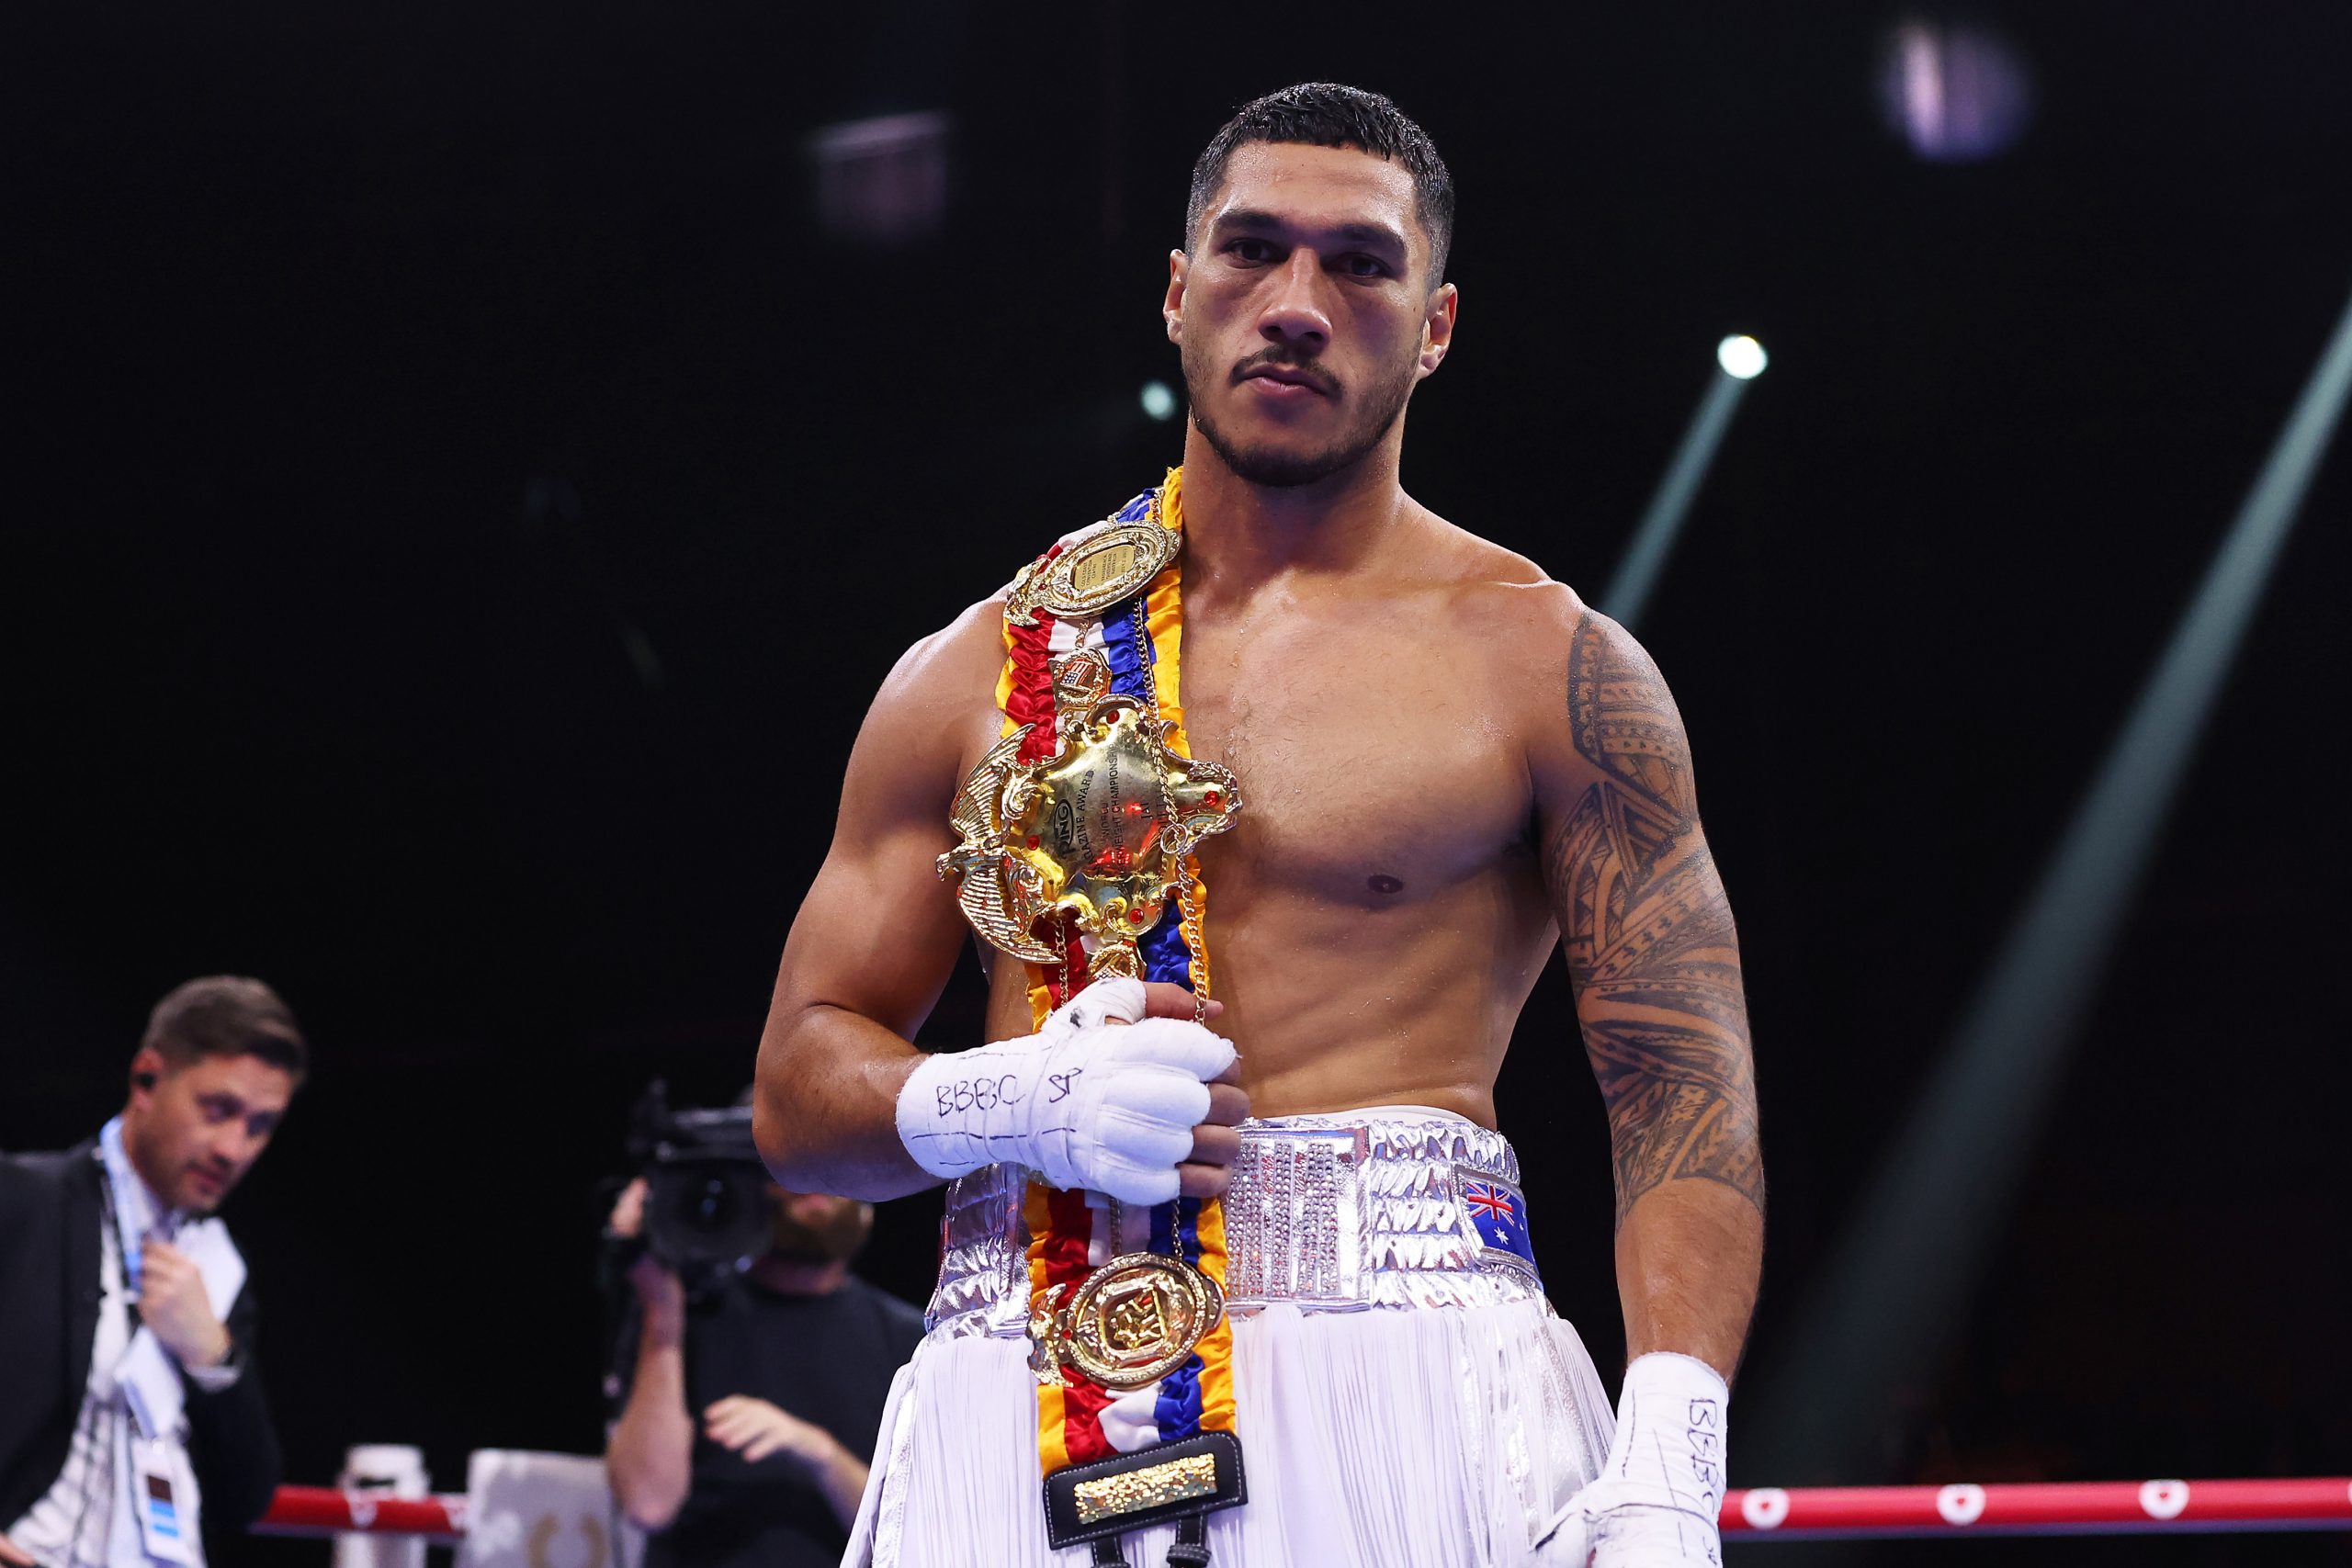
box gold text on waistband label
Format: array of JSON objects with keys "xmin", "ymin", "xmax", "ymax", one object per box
[{"xmin": 1072, "ymin": 1452, "xmax": 1219, "ymax": 1525}]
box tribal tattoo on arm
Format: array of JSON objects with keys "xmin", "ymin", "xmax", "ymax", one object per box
[{"xmin": 1545, "ymin": 614, "xmax": 1763, "ymax": 1230}]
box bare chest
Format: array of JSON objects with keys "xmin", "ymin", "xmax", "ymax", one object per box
[{"xmin": 1171, "ymin": 611, "xmax": 1532, "ymax": 906}]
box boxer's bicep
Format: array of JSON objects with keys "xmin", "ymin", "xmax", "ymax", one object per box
[
  {"xmin": 772, "ymin": 613, "xmax": 996, "ymax": 1036},
  {"xmin": 753, "ymin": 603, "xmax": 1004, "ymax": 1191},
  {"xmin": 1532, "ymin": 609, "xmax": 1762, "ymax": 1231},
  {"xmin": 777, "ymin": 813, "xmax": 968, "ymax": 1043}
]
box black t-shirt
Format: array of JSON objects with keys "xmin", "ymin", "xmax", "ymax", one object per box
[{"xmin": 620, "ymin": 1273, "xmax": 924, "ymax": 1568}]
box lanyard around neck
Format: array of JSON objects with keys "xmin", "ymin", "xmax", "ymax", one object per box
[{"xmin": 98, "ymin": 1117, "xmax": 176, "ymax": 1300}]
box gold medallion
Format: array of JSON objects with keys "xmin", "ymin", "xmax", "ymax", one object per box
[
  {"xmin": 1050, "ymin": 1252, "xmax": 1226, "ymax": 1391},
  {"xmin": 938, "ymin": 645, "xmax": 1240, "ymax": 976},
  {"xmin": 1006, "ymin": 520, "xmax": 1182, "ymax": 627}
]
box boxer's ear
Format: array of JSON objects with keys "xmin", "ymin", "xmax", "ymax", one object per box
[{"xmin": 1164, "ymin": 250, "xmax": 1190, "ymax": 344}]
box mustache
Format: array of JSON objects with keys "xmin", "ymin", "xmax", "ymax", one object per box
[{"xmin": 1229, "ymin": 346, "xmax": 1339, "ymax": 397}]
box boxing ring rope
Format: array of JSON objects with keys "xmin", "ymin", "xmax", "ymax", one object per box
[
  {"xmin": 255, "ymin": 1487, "xmax": 468, "ymax": 1543},
  {"xmin": 255, "ymin": 1478, "xmax": 2352, "ymax": 1543},
  {"xmin": 1719, "ymin": 1478, "xmax": 2352, "ymax": 1539}
]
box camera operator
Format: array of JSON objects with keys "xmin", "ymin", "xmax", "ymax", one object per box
[
  {"xmin": 0, "ymin": 976, "xmax": 305, "ymax": 1568},
  {"xmin": 603, "ymin": 1100, "xmax": 922, "ymax": 1568}
]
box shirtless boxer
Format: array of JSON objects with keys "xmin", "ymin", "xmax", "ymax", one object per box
[{"xmin": 755, "ymin": 84, "xmax": 1762, "ymax": 1568}]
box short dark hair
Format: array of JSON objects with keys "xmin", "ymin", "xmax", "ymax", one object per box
[
  {"xmin": 142, "ymin": 976, "xmax": 309, "ymax": 1081},
  {"xmin": 1185, "ymin": 83, "xmax": 1455, "ymax": 286}
]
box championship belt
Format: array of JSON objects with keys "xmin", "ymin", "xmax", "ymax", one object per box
[{"xmin": 936, "ymin": 468, "xmax": 1249, "ymax": 1563}]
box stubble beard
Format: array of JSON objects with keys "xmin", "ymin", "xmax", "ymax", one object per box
[
  {"xmin": 769, "ymin": 1200, "xmax": 870, "ymax": 1265},
  {"xmin": 125, "ymin": 1121, "xmax": 218, "ymax": 1217},
  {"xmin": 1182, "ymin": 342, "xmax": 1419, "ymax": 490}
]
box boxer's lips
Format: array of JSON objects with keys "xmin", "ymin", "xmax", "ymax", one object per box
[{"xmin": 1238, "ymin": 366, "xmax": 1332, "ymax": 399}]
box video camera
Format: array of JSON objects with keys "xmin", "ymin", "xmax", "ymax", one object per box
[{"xmin": 621, "ymin": 1080, "xmax": 776, "ymax": 1292}]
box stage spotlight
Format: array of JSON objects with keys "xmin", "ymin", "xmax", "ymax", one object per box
[
  {"xmin": 1716, "ymin": 335, "xmax": 1768, "ymax": 380},
  {"xmin": 1879, "ymin": 20, "xmax": 2031, "ymax": 162},
  {"xmin": 1140, "ymin": 380, "xmax": 1178, "ymax": 422},
  {"xmin": 1600, "ymin": 341, "xmax": 1765, "ymax": 630},
  {"xmin": 811, "ymin": 111, "xmax": 950, "ymax": 247}
]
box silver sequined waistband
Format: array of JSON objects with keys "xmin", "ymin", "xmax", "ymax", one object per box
[{"xmin": 924, "ymin": 1108, "xmax": 1546, "ymax": 1340}]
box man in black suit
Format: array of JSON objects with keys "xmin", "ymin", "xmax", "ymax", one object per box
[{"xmin": 1, "ymin": 976, "xmax": 306, "ymax": 1568}]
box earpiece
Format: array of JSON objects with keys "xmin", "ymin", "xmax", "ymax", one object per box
[{"xmin": 134, "ymin": 1071, "xmax": 156, "ymax": 1089}]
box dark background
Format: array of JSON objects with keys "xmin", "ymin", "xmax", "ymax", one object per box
[{"xmin": 5, "ymin": 1, "xmax": 2348, "ymax": 1562}]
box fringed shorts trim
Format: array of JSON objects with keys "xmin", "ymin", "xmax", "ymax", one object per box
[{"xmin": 845, "ymin": 1296, "xmax": 1614, "ymax": 1568}]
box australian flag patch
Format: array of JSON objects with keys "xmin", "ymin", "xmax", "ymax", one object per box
[{"xmin": 1458, "ymin": 1173, "xmax": 1539, "ymax": 1275}]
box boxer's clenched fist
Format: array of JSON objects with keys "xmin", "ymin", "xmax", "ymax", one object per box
[{"xmin": 895, "ymin": 977, "xmax": 1247, "ymax": 1203}]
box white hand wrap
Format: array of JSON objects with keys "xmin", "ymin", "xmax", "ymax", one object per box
[
  {"xmin": 1538, "ymin": 1352, "xmax": 1729, "ymax": 1566},
  {"xmin": 893, "ymin": 978, "xmax": 1235, "ymax": 1206}
]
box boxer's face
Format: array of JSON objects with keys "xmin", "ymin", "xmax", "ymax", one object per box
[
  {"xmin": 1167, "ymin": 141, "xmax": 1455, "ymax": 490},
  {"xmin": 122, "ymin": 1048, "xmax": 295, "ymax": 1214}
]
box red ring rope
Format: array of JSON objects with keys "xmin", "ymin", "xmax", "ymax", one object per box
[
  {"xmin": 1722, "ymin": 1478, "xmax": 2352, "ymax": 1537},
  {"xmin": 254, "ymin": 1488, "xmax": 467, "ymax": 1540}
]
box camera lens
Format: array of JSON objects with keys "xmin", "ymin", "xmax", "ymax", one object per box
[
  {"xmin": 647, "ymin": 1159, "xmax": 772, "ymax": 1272},
  {"xmin": 689, "ymin": 1176, "xmax": 734, "ymax": 1232}
]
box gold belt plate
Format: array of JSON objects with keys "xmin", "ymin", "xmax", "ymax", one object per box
[
  {"xmin": 1005, "ymin": 519, "xmax": 1182, "ymax": 627},
  {"xmin": 935, "ymin": 645, "xmax": 1240, "ymax": 977},
  {"xmin": 1035, "ymin": 1252, "xmax": 1226, "ymax": 1391}
]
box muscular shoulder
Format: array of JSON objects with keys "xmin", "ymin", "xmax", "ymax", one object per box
[
  {"xmin": 885, "ymin": 594, "xmax": 1007, "ymax": 710},
  {"xmin": 1394, "ymin": 514, "xmax": 1667, "ymax": 757},
  {"xmin": 1405, "ymin": 521, "xmax": 1696, "ymax": 810},
  {"xmin": 1518, "ymin": 601, "xmax": 1701, "ymax": 827},
  {"xmin": 1405, "ymin": 513, "xmax": 1583, "ymax": 637},
  {"xmin": 871, "ymin": 592, "xmax": 1014, "ymax": 750},
  {"xmin": 842, "ymin": 595, "xmax": 1007, "ymax": 826},
  {"xmin": 1407, "ymin": 515, "xmax": 1608, "ymax": 694},
  {"xmin": 1409, "ymin": 511, "xmax": 1555, "ymax": 591}
]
